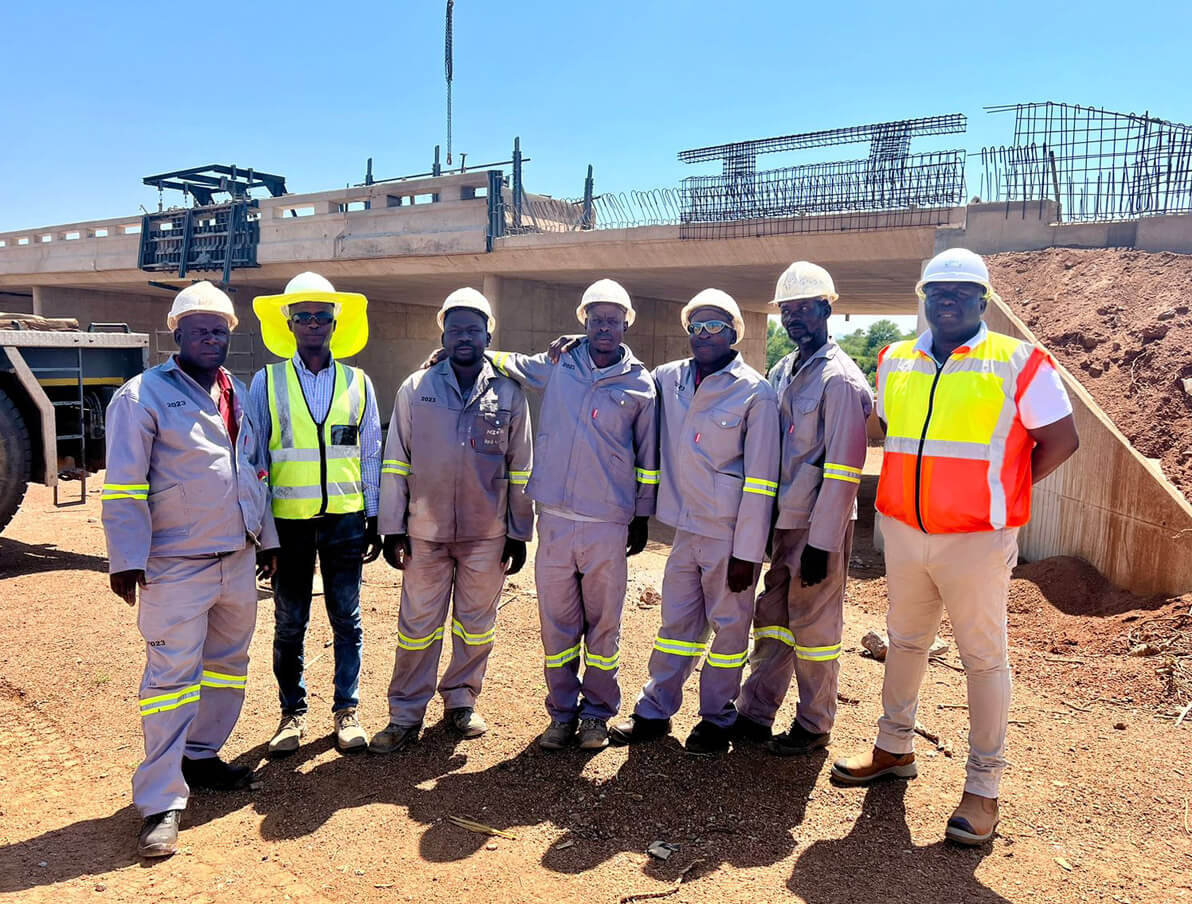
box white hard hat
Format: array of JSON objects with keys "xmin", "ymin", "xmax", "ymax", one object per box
[
  {"xmin": 916, "ymin": 248, "xmax": 992, "ymax": 299},
  {"xmin": 437, "ymin": 287, "xmax": 496, "ymax": 331},
  {"xmin": 280, "ymin": 271, "xmax": 344, "ymax": 316},
  {"xmin": 771, "ymin": 261, "xmax": 839, "ymax": 306},
  {"xmin": 167, "ymin": 281, "xmax": 238, "ymax": 331},
  {"xmin": 680, "ymin": 288, "xmax": 746, "ymax": 342},
  {"xmin": 576, "ymin": 278, "xmax": 636, "ymax": 327}
]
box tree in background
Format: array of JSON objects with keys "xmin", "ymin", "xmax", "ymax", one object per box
[
  {"xmin": 766, "ymin": 319, "xmax": 795, "ymax": 372},
  {"xmin": 766, "ymin": 317, "xmax": 915, "ymax": 386}
]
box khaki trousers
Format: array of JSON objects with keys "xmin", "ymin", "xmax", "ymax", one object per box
[{"xmin": 876, "ymin": 514, "xmax": 1018, "ymax": 798}]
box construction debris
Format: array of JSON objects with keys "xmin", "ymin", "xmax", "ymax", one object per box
[
  {"xmin": 860, "ymin": 631, "xmax": 888, "ymax": 660},
  {"xmin": 446, "ymin": 816, "xmax": 517, "ymax": 840}
]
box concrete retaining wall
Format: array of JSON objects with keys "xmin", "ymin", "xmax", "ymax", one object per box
[{"xmin": 984, "ymin": 298, "xmax": 1192, "ymax": 595}]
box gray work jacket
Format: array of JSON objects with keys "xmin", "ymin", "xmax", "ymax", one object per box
[
  {"xmin": 491, "ymin": 340, "xmax": 658, "ymax": 525},
  {"xmin": 102, "ymin": 357, "xmax": 277, "ymax": 573},
  {"xmin": 654, "ymin": 354, "xmax": 780, "ymax": 563},
  {"xmin": 770, "ymin": 341, "xmax": 873, "ymax": 551},
  {"xmin": 379, "ymin": 360, "xmax": 534, "ymax": 543}
]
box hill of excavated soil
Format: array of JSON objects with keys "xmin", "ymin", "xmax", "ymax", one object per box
[{"xmin": 988, "ymin": 248, "xmax": 1192, "ymax": 501}]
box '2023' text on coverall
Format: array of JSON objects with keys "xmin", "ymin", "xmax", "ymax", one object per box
[
  {"xmin": 633, "ymin": 353, "xmax": 780, "ymax": 728},
  {"xmin": 378, "ymin": 359, "xmax": 534, "ymax": 726},
  {"xmin": 737, "ymin": 341, "xmax": 872, "ymax": 735},
  {"xmin": 491, "ymin": 340, "xmax": 658, "ymax": 723},
  {"xmin": 102, "ymin": 357, "xmax": 276, "ymax": 816}
]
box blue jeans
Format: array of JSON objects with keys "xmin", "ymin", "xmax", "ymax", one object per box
[{"xmin": 272, "ymin": 511, "xmax": 365, "ymax": 715}]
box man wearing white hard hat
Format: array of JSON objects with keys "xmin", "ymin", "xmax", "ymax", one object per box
[
  {"xmin": 102, "ymin": 281, "xmax": 279, "ymax": 857},
  {"xmin": 607, "ymin": 289, "xmax": 780, "ymax": 755},
  {"xmin": 367, "ymin": 288, "xmax": 533, "ymax": 753},
  {"xmin": 248, "ymin": 272, "xmax": 382, "ymax": 756},
  {"xmin": 483, "ymin": 278, "xmax": 658, "ymax": 751},
  {"xmin": 832, "ymin": 248, "xmax": 1078, "ymax": 846},
  {"xmin": 733, "ymin": 261, "xmax": 872, "ymax": 757}
]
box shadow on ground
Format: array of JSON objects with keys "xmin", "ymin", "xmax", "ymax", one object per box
[
  {"xmin": 0, "ymin": 538, "xmax": 108, "ymax": 578},
  {"xmin": 789, "ymin": 782, "xmax": 1008, "ymax": 904}
]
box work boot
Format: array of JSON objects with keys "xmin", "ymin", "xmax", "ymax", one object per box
[
  {"xmin": 182, "ymin": 756, "xmax": 254, "ymax": 791},
  {"xmin": 334, "ymin": 708, "xmax": 368, "ymax": 752},
  {"xmin": 538, "ymin": 719, "xmax": 578, "ymax": 750},
  {"xmin": 830, "ymin": 746, "xmax": 918, "ymax": 785},
  {"xmin": 685, "ymin": 720, "xmax": 730, "ymax": 756},
  {"xmin": 137, "ymin": 809, "xmax": 181, "ymax": 858},
  {"xmin": 946, "ymin": 792, "xmax": 1000, "ymax": 846},
  {"xmin": 609, "ymin": 714, "xmax": 671, "ymax": 746},
  {"xmin": 768, "ymin": 721, "xmax": 831, "ymax": 757},
  {"xmin": 728, "ymin": 713, "xmax": 773, "ymax": 744},
  {"xmin": 368, "ymin": 722, "xmax": 421, "ymax": 754},
  {"xmin": 268, "ymin": 714, "xmax": 305, "ymax": 757},
  {"xmin": 446, "ymin": 707, "xmax": 488, "ymax": 738},
  {"xmin": 577, "ymin": 718, "xmax": 609, "ymax": 750}
]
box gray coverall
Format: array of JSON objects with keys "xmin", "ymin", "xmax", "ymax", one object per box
[
  {"xmin": 378, "ymin": 360, "xmax": 533, "ymax": 725},
  {"xmin": 633, "ymin": 355, "xmax": 780, "ymax": 728},
  {"xmin": 737, "ymin": 341, "xmax": 872, "ymax": 735},
  {"xmin": 491, "ymin": 341, "xmax": 657, "ymax": 722},
  {"xmin": 102, "ymin": 357, "xmax": 276, "ymax": 817}
]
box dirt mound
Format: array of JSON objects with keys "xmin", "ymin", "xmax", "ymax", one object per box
[
  {"xmin": 1009, "ymin": 555, "xmax": 1167, "ymax": 618},
  {"xmin": 988, "ymin": 248, "xmax": 1192, "ymax": 501}
]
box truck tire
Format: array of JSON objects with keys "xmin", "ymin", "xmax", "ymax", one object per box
[{"xmin": 0, "ymin": 388, "xmax": 32, "ymax": 535}]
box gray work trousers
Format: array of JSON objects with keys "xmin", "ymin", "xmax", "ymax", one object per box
[
  {"xmin": 133, "ymin": 545, "xmax": 257, "ymax": 816},
  {"xmin": 385, "ymin": 535, "xmax": 507, "ymax": 726},
  {"xmin": 535, "ymin": 511, "xmax": 629, "ymax": 723},
  {"xmin": 634, "ymin": 530, "xmax": 759, "ymax": 728},
  {"xmin": 737, "ymin": 523, "xmax": 853, "ymax": 735}
]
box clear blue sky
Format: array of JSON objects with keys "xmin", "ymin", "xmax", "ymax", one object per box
[{"xmin": 3, "ymin": 0, "xmax": 1189, "ymax": 232}]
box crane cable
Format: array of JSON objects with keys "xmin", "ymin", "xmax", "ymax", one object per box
[{"xmin": 445, "ymin": 0, "xmax": 454, "ymax": 165}]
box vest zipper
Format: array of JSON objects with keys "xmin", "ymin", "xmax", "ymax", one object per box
[{"xmin": 914, "ymin": 360, "xmax": 945, "ymax": 533}]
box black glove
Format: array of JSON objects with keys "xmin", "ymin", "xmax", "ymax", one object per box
[
  {"xmin": 626, "ymin": 516, "xmax": 650, "ymax": 557},
  {"xmin": 501, "ymin": 537, "xmax": 527, "ymax": 576},
  {"xmin": 383, "ymin": 534, "xmax": 412, "ymax": 570},
  {"xmin": 362, "ymin": 516, "xmax": 382, "ymax": 563},
  {"xmin": 799, "ymin": 543, "xmax": 830, "ymax": 587},
  {"xmin": 726, "ymin": 556, "xmax": 756, "ymax": 593}
]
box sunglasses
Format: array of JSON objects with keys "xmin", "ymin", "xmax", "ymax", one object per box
[
  {"xmin": 686, "ymin": 319, "xmax": 733, "ymax": 336},
  {"xmin": 291, "ymin": 311, "xmax": 335, "ymax": 326}
]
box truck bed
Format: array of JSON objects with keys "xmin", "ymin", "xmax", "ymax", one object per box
[{"xmin": 0, "ymin": 330, "xmax": 149, "ymax": 348}]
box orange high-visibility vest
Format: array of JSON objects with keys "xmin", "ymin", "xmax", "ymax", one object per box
[{"xmin": 875, "ymin": 329, "xmax": 1050, "ymax": 534}]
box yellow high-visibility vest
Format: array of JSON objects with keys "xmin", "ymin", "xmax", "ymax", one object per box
[
  {"xmin": 876, "ymin": 330, "xmax": 1049, "ymax": 534},
  {"xmin": 267, "ymin": 361, "xmax": 365, "ymax": 519}
]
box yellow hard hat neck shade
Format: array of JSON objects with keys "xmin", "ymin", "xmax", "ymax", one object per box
[{"xmin": 253, "ymin": 289, "xmax": 369, "ymax": 359}]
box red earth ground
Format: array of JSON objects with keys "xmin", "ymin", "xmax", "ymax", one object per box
[
  {"xmin": 2, "ymin": 464, "xmax": 1191, "ymax": 904},
  {"xmin": 988, "ymin": 248, "xmax": 1192, "ymax": 502}
]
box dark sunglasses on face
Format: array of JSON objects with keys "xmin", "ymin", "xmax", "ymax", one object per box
[
  {"xmin": 686, "ymin": 319, "xmax": 733, "ymax": 336},
  {"xmin": 291, "ymin": 311, "xmax": 335, "ymax": 326}
]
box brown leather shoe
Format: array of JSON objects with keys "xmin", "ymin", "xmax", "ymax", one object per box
[
  {"xmin": 830, "ymin": 746, "xmax": 917, "ymax": 785},
  {"xmin": 946, "ymin": 792, "xmax": 999, "ymax": 845}
]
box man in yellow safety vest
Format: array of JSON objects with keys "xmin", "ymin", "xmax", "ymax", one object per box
[{"xmin": 249, "ymin": 272, "xmax": 383, "ymax": 757}]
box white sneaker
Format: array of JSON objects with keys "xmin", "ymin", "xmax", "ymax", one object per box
[
  {"xmin": 335, "ymin": 708, "xmax": 368, "ymax": 752},
  {"xmin": 268, "ymin": 714, "xmax": 305, "ymax": 757}
]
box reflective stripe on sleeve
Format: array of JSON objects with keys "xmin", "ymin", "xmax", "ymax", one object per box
[
  {"xmin": 139, "ymin": 683, "xmax": 201, "ymax": 716},
  {"xmin": 823, "ymin": 462, "xmax": 861, "ymax": 484},
  {"xmin": 492, "ymin": 351, "xmax": 512, "ymax": 377},
  {"xmin": 743, "ymin": 476, "xmax": 778, "ymax": 497},
  {"xmin": 382, "ymin": 459, "xmax": 411, "ymax": 476},
  {"xmin": 509, "ymin": 469, "xmax": 531, "ymax": 486},
  {"xmin": 635, "ymin": 468, "xmax": 660, "ymax": 485},
  {"xmin": 102, "ymin": 483, "xmax": 149, "ymax": 501}
]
